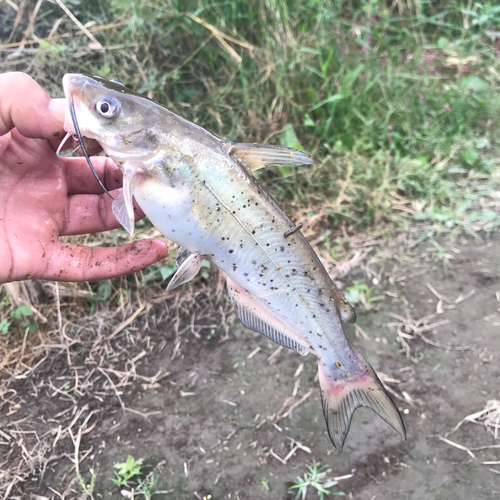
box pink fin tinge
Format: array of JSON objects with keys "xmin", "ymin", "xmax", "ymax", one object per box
[{"xmin": 317, "ymin": 360, "xmax": 406, "ymax": 452}]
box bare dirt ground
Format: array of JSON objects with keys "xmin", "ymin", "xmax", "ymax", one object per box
[{"xmin": 1, "ymin": 229, "xmax": 499, "ymax": 500}]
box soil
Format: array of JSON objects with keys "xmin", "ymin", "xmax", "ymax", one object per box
[{"xmin": 1, "ymin": 231, "xmax": 500, "ymax": 500}]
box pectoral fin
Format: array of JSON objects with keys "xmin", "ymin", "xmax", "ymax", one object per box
[
  {"xmin": 226, "ymin": 142, "xmax": 315, "ymax": 171},
  {"xmin": 112, "ymin": 166, "xmax": 139, "ymax": 235},
  {"xmin": 166, "ymin": 252, "xmax": 204, "ymax": 293},
  {"xmin": 227, "ymin": 277, "xmax": 310, "ymax": 356}
]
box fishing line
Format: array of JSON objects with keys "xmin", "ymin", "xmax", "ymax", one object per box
[{"xmin": 69, "ymin": 98, "xmax": 114, "ymax": 200}]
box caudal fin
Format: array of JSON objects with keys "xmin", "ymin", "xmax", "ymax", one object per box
[{"xmin": 317, "ymin": 360, "xmax": 406, "ymax": 451}]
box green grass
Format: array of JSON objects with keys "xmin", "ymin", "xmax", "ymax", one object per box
[{"xmin": 2, "ymin": 0, "xmax": 499, "ymax": 234}]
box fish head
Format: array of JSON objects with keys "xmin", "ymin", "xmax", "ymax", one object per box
[{"xmin": 62, "ymin": 73, "xmax": 162, "ymax": 163}]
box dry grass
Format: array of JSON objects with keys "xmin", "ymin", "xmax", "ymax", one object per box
[{"xmin": 0, "ymin": 270, "xmax": 232, "ymax": 499}]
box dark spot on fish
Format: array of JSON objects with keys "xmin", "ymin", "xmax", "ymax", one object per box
[
  {"xmin": 252, "ymin": 230, "xmax": 256, "ymax": 235},
  {"xmin": 229, "ymin": 249, "xmax": 234, "ymax": 253},
  {"xmin": 280, "ymin": 247, "xmax": 285, "ymax": 252},
  {"xmin": 244, "ymin": 273, "xmax": 248, "ymax": 277}
]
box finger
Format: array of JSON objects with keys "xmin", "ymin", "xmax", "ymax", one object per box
[
  {"xmin": 64, "ymin": 156, "xmax": 123, "ymax": 195},
  {"xmin": 0, "ymin": 72, "xmax": 65, "ymax": 139},
  {"xmin": 61, "ymin": 191, "xmax": 147, "ymax": 235},
  {"xmin": 44, "ymin": 239, "xmax": 169, "ymax": 281}
]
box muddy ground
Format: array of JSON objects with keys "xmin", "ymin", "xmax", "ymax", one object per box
[{"xmin": 1, "ymin": 230, "xmax": 500, "ymax": 500}]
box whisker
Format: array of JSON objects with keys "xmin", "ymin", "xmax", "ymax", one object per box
[
  {"xmin": 56, "ymin": 131, "xmax": 81, "ymax": 158},
  {"xmin": 69, "ymin": 98, "xmax": 114, "ymax": 200}
]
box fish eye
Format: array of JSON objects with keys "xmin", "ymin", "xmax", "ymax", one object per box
[{"xmin": 96, "ymin": 97, "xmax": 120, "ymax": 118}]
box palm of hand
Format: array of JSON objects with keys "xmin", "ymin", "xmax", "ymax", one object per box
[{"xmin": 0, "ymin": 73, "xmax": 168, "ymax": 284}]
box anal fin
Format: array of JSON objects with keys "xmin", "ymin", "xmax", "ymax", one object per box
[{"xmin": 227, "ymin": 277, "xmax": 310, "ymax": 356}]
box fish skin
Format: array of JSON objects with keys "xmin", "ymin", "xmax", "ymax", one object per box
[{"xmin": 62, "ymin": 74, "xmax": 405, "ymax": 451}]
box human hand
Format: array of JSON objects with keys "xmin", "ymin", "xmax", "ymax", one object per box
[{"xmin": 0, "ymin": 72, "xmax": 169, "ymax": 284}]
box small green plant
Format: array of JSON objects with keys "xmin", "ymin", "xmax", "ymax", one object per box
[
  {"xmin": 112, "ymin": 456, "xmax": 144, "ymax": 488},
  {"xmin": 77, "ymin": 468, "xmax": 97, "ymax": 499},
  {"xmin": 112, "ymin": 456, "xmax": 158, "ymax": 499},
  {"xmin": 345, "ymin": 282, "xmax": 383, "ymax": 310},
  {"xmin": 0, "ymin": 318, "xmax": 10, "ymax": 335},
  {"xmin": 288, "ymin": 462, "xmax": 345, "ymax": 499},
  {"xmin": 135, "ymin": 473, "xmax": 158, "ymax": 500},
  {"xmin": 8, "ymin": 304, "xmax": 37, "ymax": 333}
]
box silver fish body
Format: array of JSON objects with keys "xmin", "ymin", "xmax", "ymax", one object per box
[{"xmin": 62, "ymin": 74, "xmax": 405, "ymax": 451}]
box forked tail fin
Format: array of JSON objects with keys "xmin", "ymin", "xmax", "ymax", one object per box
[{"xmin": 317, "ymin": 360, "xmax": 406, "ymax": 451}]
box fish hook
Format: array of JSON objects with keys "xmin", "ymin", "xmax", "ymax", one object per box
[{"xmin": 69, "ymin": 98, "xmax": 115, "ymax": 200}]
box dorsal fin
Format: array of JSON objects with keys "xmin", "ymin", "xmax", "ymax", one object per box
[{"xmin": 226, "ymin": 142, "xmax": 315, "ymax": 171}]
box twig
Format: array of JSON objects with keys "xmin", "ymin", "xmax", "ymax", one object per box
[
  {"xmin": 103, "ymin": 303, "xmax": 151, "ymax": 342},
  {"xmin": 426, "ymin": 283, "xmax": 453, "ymax": 305},
  {"xmin": 269, "ymin": 448, "xmax": 287, "ymax": 465},
  {"xmin": 52, "ymin": 0, "xmax": 103, "ymax": 49},
  {"xmin": 438, "ymin": 436, "xmax": 476, "ymax": 459}
]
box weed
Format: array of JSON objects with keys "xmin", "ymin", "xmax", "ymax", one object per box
[
  {"xmin": 345, "ymin": 282, "xmax": 383, "ymax": 311},
  {"xmin": 112, "ymin": 456, "xmax": 158, "ymax": 499},
  {"xmin": 288, "ymin": 462, "xmax": 345, "ymax": 499},
  {"xmin": 77, "ymin": 468, "xmax": 97, "ymax": 499},
  {"xmin": 112, "ymin": 455, "xmax": 144, "ymax": 487},
  {"xmin": 6, "ymin": 304, "xmax": 37, "ymax": 334}
]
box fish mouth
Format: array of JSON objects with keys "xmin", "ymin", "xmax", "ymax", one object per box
[
  {"xmin": 62, "ymin": 73, "xmax": 115, "ymax": 199},
  {"xmin": 62, "ymin": 74, "xmax": 92, "ymax": 136}
]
